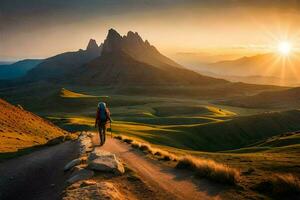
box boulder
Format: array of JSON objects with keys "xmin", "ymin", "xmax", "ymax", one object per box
[
  {"xmin": 72, "ymin": 164, "xmax": 88, "ymax": 173},
  {"xmin": 64, "ymin": 157, "xmax": 87, "ymax": 171},
  {"xmin": 78, "ymin": 135, "xmax": 93, "ymax": 155},
  {"xmin": 63, "ymin": 181, "xmax": 123, "ymax": 200},
  {"xmin": 67, "ymin": 169, "xmax": 94, "ymax": 184},
  {"xmin": 88, "ymin": 148, "xmax": 125, "ymax": 175},
  {"xmin": 88, "ymin": 149, "xmax": 115, "ymax": 161},
  {"xmin": 64, "ymin": 158, "xmax": 81, "ymax": 171}
]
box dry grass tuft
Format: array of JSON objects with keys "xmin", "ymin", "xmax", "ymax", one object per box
[
  {"xmin": 255, "ymin": 173, "xmax": 300, "ymax": 196},
  {"xmin": 65, "ymin": 133, "xmax": 79, "ymax": 141},
  {"xmin": 131, "ymin": 141, "xmax": 141, "ymax": 149},
  {"xmin": 116, "ymin": 135, "xmax": 178, "ymax": 161},
  {"xmin": 114, "ymin": 135, "xmax": 123, "ymax": 140},
  {"xmin": 139, "ymin": 143, "xmax": 152, "ymax": 152},
  {"xmin": 272, "ymin": 174, "xmax": 300, "ymax": 195},
  {"xmin": 123, "ymin": 138, "xmax": 133, "ymax": 144},
  {"xmin": 176, "ymin": 155, "xmax": 240, "ymax": 185},
  {"xmin": 153, "ymin": 149, "xmax": 178, "ymax": 161}
]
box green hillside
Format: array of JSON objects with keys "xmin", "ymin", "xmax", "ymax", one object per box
[
  {"xmin": 2, "ymin": 86, "xmax": 299, "ymax": 153},
  {"xmin": 172, "ymin": 110, "xmax": 300, "ymax": 151}
]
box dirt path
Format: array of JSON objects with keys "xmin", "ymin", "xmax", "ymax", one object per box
[
  {"xmin": 96, "ymin": 136, "xmax": 224, "ymax": 200},
  {"xmin": 0, "ymin": 135, "xmax": 224, "ymax": 200},
  {"xmin": 0, "ymin": 141, "xmax": 78, "ymax": 200}
]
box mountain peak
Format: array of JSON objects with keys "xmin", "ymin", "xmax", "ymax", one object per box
[
  {"xmin": 101, "ymin": 28, "xmax": 182, "ymax": 68},
  {"xmin": 102, "ymin": 28, "xmax": 123, "ymax": 53},
  {"xmin": 125, "ymin": 31, "xmax": 143, "ymax": 43},
  {"xmin": 107, "ymin": 28, "xmax": 122, "ymax": 40},
  {"xmin": 86, "ymin": 39, "xmax": 98, "ymax": 51}
]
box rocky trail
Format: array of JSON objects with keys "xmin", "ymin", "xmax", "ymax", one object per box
[
  {"xmin": 99, "ymin": 136, "xmax": 224, "ymax": 200},
  {"xmin": 0, "ymin": 132, "xmax": 224, "ymax": 200}
]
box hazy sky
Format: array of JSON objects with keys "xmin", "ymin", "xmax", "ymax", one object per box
[{"xmin": 1, "ymin": 0, "xmax": 300, "ymax": 60}]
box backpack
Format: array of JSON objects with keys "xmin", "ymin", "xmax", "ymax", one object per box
[{"xmin": 98, "ymin": 102, "xmax": 108, "ymax": 122}]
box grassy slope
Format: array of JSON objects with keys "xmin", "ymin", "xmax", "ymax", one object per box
[
  {"xmin": 224, "ymin": 131, "xmax": 300, "ymax": 153},
  {"xmin": 176, "ymin": 110, "xmax": 300, "ymax": 151},
  {"xmin": 100, "ymin": 109, "xmax": 300, "ymax": 152},
  {"xmin": 220, "ymin": 87, "xmax": 300, "ymax": 109},
  {"xmin": 1, "ymin": 86, "xmax": 299, "ymax": 198},
  {"xmin": 17, "ymin": 87, "xmax": 297, "ymax": 152},
  {"xmin": 0, "ymin": 98, "xmax": 67, "ymax": 153}
]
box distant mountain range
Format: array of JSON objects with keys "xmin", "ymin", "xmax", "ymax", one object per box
[
  {"xmin": 24, "ymin": 29, "xmax": 227, "ymax": 86},
  {"xmin": 0, "ymin": 28, "xmax": 286, "ymax": 100},
  {"xmin": 0, "ymin": 59, "xmax": 42, "ymax": 80},
  {"xmin": 181, "ymin": 53, "xmax": 300, "ymax": 86},
  {"xmin": 0, "ymin": 61, "xmax": 13, "ymax": 65},
  {"xmin": 25, "ymin": 39, "xmax": 102, "ymax": 81}
]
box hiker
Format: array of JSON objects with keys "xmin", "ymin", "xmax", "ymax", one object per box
[{"xmin": 95, "ymin": 102, "xmax": 111, "ymax": 146}]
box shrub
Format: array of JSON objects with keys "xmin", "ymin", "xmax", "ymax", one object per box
[
  {"xmin": 176, "ymin": 155, "xmax": 240, "ymax": 185},
  {"xmin": 254, "ymin": 173, "xmax": 300, "ymax": 197},
  {"xmin": 131, "ymin": 142, "xmax": 141, "ymax": 149},
  {"xmin": 114, "ymin": 135, "xmax": 123, "ymax": 140},
  {"xmin": 162, "ymin": 155, "xmax": 172, "ymax": 161},
  {"xmin": 120, "ymin": 137, "xmax": 178, "ymax": 162},
  {"xmin": 123, "ymin": 138, "xmax": 133, "ymax": 144},
  {"xmin": 139, "ymin": 143, "xmax": 152, "ymax": 152}
]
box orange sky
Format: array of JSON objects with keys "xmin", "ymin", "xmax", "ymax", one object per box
[{"xmin": 1, "ymin": 1, "xmax": 300, "ymax": 61}]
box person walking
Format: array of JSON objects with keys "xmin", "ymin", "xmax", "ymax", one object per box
[{"xmin": 95, "ymin": 102, "xmax": 111, "ymax": 146}]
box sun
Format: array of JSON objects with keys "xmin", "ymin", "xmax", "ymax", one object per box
[{"xmin": 277, "ymin": 41, "xmax": 292, "ymax": 55}]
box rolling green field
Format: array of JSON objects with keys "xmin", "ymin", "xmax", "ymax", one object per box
[
  {"xmin": 1, "ymin": 84, "xmax": 299, "ymax": 198},
  {"xmin": 2, "ymin": 86, "xmax": 298, "ymax": 151}
]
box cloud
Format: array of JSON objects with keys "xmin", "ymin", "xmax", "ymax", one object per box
[{"xmin": 1, "ymin": 0, "xmax": 300, "ymax": 60}]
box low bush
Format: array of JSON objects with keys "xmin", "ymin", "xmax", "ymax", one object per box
[
  {"xmin": 131, "ymin": 142, "xmax": 141, "ymax": 149},
  {"xmin": 254, "ymin": 173, "xmax": 300, "ymax": 197},
  {"xmin": 139, "ymin": 143, "xmax": 152, "ymax": 152},
  {"xmin": 176, "ymin": 155, "xmax": 240, "ymax": 185},
  {"xmin": 114, "ymin": 135, "xmax": 123, "ymax": 140},
  {"xmin": 123, "ymin": 138, "xmax": 133, "ymax": 144}
]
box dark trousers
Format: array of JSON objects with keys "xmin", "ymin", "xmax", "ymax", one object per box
[{"xmin": 98, "ymin": 122, "xmax": 106, "ymax": 145}]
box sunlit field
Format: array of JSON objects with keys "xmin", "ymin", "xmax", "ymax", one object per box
[{"xmin": 2, "ymin": 1, "xmax": 300, "ymax": 200}]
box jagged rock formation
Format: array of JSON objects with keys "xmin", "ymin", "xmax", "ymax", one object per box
[
  {"xmin": 102, "ymin": 29, "xmax": 181, "ymax": 68},
  {"xmin": 23, "ymin": 28, "xmax": 227, "ymax": 86},
  {"xmin": 86, "ymin": 39, "xmax": 102, "ymax": 57}
]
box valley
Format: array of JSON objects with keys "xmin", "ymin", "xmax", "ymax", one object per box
[
  {"xmin": 2, "ymin": 83, "xmax": 300, "ymax": 198},
  {"xmin": 0, "ymin": 28, "xmax": 299, "ymax": 200}
]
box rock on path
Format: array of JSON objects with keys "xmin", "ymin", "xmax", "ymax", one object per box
[
  {"xmin": 63, "ymin": 132, "xmax": 125, "ymax": 199},
  {"xmin": 63, "ymin": 180, "xmax": 123, "ymax": 200}
]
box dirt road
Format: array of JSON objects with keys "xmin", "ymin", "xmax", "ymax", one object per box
[
  {"xmin": 98, "ymin": 136, "xmax": 224, "ymax": 200},
  {"xmin": 0, "ymin": 135, "xmax": 223, "ymax": 200},
  {"xmin": 0, "ymin": 141, "xmax": 78, "ymax": 200}
]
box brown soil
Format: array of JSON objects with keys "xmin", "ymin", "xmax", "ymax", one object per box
[{"xmin": 93, "ymin": 134, "xmax": 225, "ymax": 200}]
